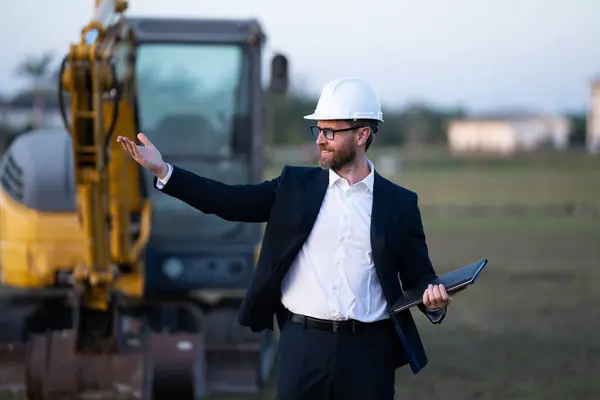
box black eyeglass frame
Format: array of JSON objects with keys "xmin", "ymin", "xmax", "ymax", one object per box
[{"xmin": 309, "ymin": 125, "xmax": 367, "ymax": 140}]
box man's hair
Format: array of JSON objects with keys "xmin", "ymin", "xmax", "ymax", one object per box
[{"xmin": 348, "ymin": 119, "xmax": 379, "ymax": 151}]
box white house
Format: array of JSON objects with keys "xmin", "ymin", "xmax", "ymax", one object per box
[{"xmin": 447, "ymin": 112, "xmax": 572, "ymax": 156}]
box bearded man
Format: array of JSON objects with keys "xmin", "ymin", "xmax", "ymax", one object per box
[{"xmin": 117, "ymin": 77, "xmax": 452, "ymax": 400}]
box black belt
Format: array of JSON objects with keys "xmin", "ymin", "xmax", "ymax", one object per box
[{"xmin": 287, "ymin": 312, "xmax": 390, "ymax": 333}]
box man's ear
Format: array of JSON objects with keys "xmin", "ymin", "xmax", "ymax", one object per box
[{"xmin": 358, "ymin": 127, "xmax": 371, "ymax": 146}]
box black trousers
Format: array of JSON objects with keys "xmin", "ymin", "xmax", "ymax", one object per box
[{"xmin": 275, "ymin": 314, "xmax": 397, "ymax": 400}]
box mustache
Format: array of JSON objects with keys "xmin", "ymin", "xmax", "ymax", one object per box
[{"xmin": 319, "ymin": 146, "xmax": 333, "ymax": 152}]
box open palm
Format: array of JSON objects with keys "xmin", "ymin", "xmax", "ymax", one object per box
[{"xmin": 117, "ymin": 133, "xmax": 166, "ymax": 178}]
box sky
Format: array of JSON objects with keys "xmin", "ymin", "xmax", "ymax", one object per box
[{"xmin": 1, "ymin": 0, "xmax": 599, "ymax": 114}]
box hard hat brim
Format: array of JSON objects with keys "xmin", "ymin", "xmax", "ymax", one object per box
[
  {"xmin": 303, "ymin": 113, "xmax": 338, "ymax": 120},
  {"xmin": 303, "ymin": 113, "xmax": 384, "ymax": 122}
]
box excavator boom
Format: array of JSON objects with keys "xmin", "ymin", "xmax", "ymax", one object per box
[{"xmin": 61, "ymin": 0, "xmax": 147, "ymax": 312}]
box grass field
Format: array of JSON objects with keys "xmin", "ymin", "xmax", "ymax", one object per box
[
  {"xmin": 206, "ymin": 212, "xmax": 600, "ymax": 400},
  {"xmin": 395, "ymin": 213, "xmax": 600, "ymax": 399},
  {"xmin": 2, "ymin": 148, "xmax": 599, "ymax": 399}
]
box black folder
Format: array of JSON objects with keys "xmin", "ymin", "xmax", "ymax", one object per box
[{"xmin": 389, "ymin": 258, "xmax": 488, "ymax": 315}]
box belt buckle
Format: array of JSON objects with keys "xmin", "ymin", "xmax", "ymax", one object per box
[{"xmin": 332, "ymin": 321, "xmax": 340, "ymax": 333}]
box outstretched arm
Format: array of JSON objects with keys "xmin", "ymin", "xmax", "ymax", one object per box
[
  {"xmin": 155, "ymin": 163, "xmax": 286, "ymax": 223},
  {"xmin": 117, "ymin": 133, "xmax": 283, "ymax": 224},
  {"xmin": 398, "ymin": 193, "xmax": 447, "ymax": 324}
]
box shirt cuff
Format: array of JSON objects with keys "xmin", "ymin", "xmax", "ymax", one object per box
[{"xmin": 155, "ymin": 163, "xmax": 173, "ymax": 189}]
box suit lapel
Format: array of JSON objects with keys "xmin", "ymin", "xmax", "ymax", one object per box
[
  {"xmin": 370, "ymin": 172, "xmax": 394, "ymax": 269},
  {"xmin": 299, "ymin": 168, "xmax": 329, "ymax": 232}
]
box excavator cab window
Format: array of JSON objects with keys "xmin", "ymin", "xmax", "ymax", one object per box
[
  {"xmin": 134, "ymin": 42, "xmax": 253, "ymax": 240},
  {"xmin": 136, "ymin": 43, "xmax": 249, "ymax": 158}
]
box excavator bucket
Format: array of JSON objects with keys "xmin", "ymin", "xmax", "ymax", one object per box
[{"xmin": 148, "ymin": 306, "xmax": 278, "ymax": 398}]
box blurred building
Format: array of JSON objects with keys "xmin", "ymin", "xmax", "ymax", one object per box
[
  {"xmin": 587, "ymin": 79, "xmax": 600, "ymax": 154},
  {"xmin": 0, "ymin": 88, "xmax": 64, "ymax": 132},
  {"xmin": 446, "ymin": 112, "xmax": 572, "ymax": 156}
]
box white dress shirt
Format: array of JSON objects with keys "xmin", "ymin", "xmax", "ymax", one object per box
[
  {"xmin": 156, "ymin": 161, "xmax": 443, "ymax": 323},
  {"xmin": 280, "ymin": 159, "xmax": 389, "ymax": 322}
]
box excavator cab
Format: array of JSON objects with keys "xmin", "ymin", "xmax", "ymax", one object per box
[{"xmin": 129, "ymin": 18, "xmax": 270, "ymax": 292}]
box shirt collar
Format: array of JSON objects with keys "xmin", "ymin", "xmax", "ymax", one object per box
[{"xmin": 328, "ymin": 159, "xmax": 375, "ymax": 193}]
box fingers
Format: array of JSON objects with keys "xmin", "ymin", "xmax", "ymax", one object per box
[
  {"xmin": 440, "ymin": 284, "xmax": 455, "ymax": 303},
  {"xmin": 116, "ymin": 136, "xmax": 130, "ymax": 154},
  {"xmin": 422, "ymin": 284, "xmax": 450, "ymax": 309},
  {"xmin": 422, "ymin": 287, "xmax": 430, "ymax": 307},
  {"xmin": 116, "ymin": 135, "xmax": 140, "ymax": 161},
  {"xmin": 439, "ymin": 284, "xmax": 454, "ymax": 303},
  {"xmin": 438, "ymin": 284, "xmax": 449, "ymax": 300},
  {"xmin": 117, "ymin": 137, "xmax": 127, "ymax": 152}
]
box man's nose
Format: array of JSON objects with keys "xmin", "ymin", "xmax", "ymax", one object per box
[{"xmin": 315, "ymin": 130, "xmax": 327, "ymax": 146}]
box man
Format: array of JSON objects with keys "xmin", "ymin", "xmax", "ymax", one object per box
[{"xmin": 117, "ymin": 77, "xmax": 453, "ymax": 400}]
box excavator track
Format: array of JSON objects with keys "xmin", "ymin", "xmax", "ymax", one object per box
[{"xmin": 0, "ymin": 343, "xmax": 26, "ymax": 395}]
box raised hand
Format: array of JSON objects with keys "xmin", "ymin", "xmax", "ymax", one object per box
[{"xmin": 117, "ymin": 133, "xmax": 168, "ymax": 178}]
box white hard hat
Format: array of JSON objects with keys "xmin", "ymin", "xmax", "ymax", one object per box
[{"xmin": 304, "ymin": 77, "xmax": 384, "ymax": 122}]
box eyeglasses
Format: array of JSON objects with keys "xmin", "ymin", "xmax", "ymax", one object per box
[{"xmin": 309, "ymin": 125, "xmax": 365, "ymax": 140}]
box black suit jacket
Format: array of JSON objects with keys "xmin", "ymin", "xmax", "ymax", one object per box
[{"xmin": 154, "ymin": 164, "xmax": 446, "ymax": 373}]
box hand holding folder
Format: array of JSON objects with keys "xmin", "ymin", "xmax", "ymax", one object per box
[{"xmin": 390, "ymin": 258, "xmax": 489, "ymax": 315}]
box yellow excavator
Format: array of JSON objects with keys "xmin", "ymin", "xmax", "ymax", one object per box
[{"xmin": 0, "ymin": 0, "xmax": 288, "ymax": 398}]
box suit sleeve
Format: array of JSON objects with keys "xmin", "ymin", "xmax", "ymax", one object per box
[
  {"xmin": 153, "ymin": 164, "xmax": 287, "ymax": 223},
  {"xmin": 399, "ymin": 192, "xmax": 447, "ymax": 324}
]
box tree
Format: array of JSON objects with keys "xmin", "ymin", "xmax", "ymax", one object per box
[
  {"xmin": 14, "ymin": 52, "xmax": 55, "ymax": 128},
  {"xmin": 566, "ymin": 113, "xmax": 587, "ymax": 147}
]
